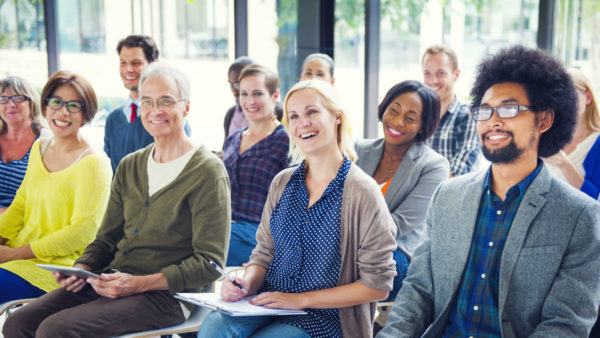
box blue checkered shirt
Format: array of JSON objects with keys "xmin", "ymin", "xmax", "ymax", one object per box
[
  {"xmin": 428, "ymin": 97, "xmax": 481, "ymax": 176},
  {"xmin": 444, "ymin": 162, "xmax": 542, "ymax": 337}
]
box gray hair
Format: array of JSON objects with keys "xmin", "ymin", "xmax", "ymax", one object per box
[{"xmin": 139, "ymin": 63, "xmax": 190, "ymax": 100}]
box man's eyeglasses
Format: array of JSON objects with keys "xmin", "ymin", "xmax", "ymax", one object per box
[
  {"xmin": 140, "ymin": 97, "xmax": 186, "ymax": 110},
  {"xmin": 46, "ymin": 97, "xmax": 84, "ymax": 113},
  {"xmin": 471, "ymin": 104, "xmax": 535, "ymax": 121},
  {"xmin": 0, "ymin": 95, "xmax": 29, "ymax": 104}
]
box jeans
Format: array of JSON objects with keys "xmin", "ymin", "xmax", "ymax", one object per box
[
  {"xmin": 226, "ymin": 219, "xmax": 259, "ymax": 266},
  {"xmin": 384, "ymin": 249, "xmax": 409, "ymax": 302},
  {"xmin": 0, "ymin": 268, "xmax": 45, "ymax": 303},
  {"xmin": 197, "ymin": 311, "xmax": 310, "ymax": 338}
]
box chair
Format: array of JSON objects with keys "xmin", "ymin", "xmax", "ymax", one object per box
[
  {"xmin": 0, "ymin": 298, "xmax": 36, "ymax": 318},
  {"xmin": 116, "ymin": 266, "xmax": 245, "ymax": 338}
]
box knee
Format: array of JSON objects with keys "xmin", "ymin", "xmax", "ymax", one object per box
[
  {"xmin": 198, "ymin": 312, "xmax": 225, "ymax": 338},
  {"xmin": 3, "ymin": 308, "xmax": 35, "ymax": 338},
  {"xmin": 35, "ymin": 312, "xmax": 75, "ymax": 338}
]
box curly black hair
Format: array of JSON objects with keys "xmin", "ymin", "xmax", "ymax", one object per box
[
  {"xmin": 470, "ymin": 45, "xmax": 577, "ymax": 157},
  {"xmin": 378, "ymin": 80, "xmax": 440, "ymax": 142}
]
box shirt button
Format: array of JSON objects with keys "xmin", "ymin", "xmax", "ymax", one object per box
[
  {"xmin": 481, "ymin": 273, "xmax": 486, "ymax": 279},
  {"xmin": 474, "ymin": 305, "xmax": 479, "ymax": 311},
  {"xmin": 489, "ymin": 241, "xmax": 494, "ymax": 247},
  {"xmin": 496, "ymin": 210, "xmax": 502, "ymax": 215}
]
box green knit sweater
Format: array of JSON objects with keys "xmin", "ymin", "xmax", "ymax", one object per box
[{"xmin": 76, "ymin": 144, "xmax": 231, "ymax": 293}]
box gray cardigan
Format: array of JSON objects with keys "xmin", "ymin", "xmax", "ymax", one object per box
[
  {"xmin": 250, "ymin": 163, "xmax": 397, "ymax": 338},
  {"xmin": 378, "ymin": 164, "xmax": 600, "ymax": 337},
  {"xmin": 355, "ymin": 139, "xmax": 449, "ymax": 257}
]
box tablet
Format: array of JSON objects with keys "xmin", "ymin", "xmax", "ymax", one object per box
[{"xmin": 36, "ymin": 264, "xmax": 101, "ymax": 279}]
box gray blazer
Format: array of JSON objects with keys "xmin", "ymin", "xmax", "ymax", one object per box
[
  {"xmin": 355, "ymin": 139, "xmax": 449, "ymax": 257},
  {"xmin": 377, "ymin": 164, "xmax": 600, "ymax": 337}
]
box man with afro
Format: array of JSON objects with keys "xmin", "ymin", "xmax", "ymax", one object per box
[{"xmin": 377, "ymin": 45, "xmax": 600, "ymax": 337}]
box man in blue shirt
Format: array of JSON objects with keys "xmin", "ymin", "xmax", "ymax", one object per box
[
  {"xmin": 104, "ymin": 35, "xmax": 190, "ymax": 172},
  {"xmin": 378, "ymin": 46, "xmax": 600, "ymax": 337}
]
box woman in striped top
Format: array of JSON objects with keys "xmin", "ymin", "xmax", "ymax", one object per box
[{"xmin": 0, "ymin": 76, "xmax": 46, "ymax": 214}]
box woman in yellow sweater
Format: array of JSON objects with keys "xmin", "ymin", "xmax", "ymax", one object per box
[{"xmin": 0, "ymin": 71, "xmax": 111, "ymax": 303}]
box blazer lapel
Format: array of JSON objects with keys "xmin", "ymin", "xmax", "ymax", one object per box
[
  {"xmin": 384, "ymin": 143, "xmax": 421, "ymax": 206},
  {"xmin": 450, "ymin": 170, "xmax": 487, "ymax": 291},
  {"xmin": 359, "ymin": 139, "xmax": 384, "ymax": 176},
  {"xmin": 497, "ymin": 166, "xmax": 550, "ymax": 316}
]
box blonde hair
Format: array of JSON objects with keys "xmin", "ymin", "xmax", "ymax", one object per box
[
  {"xmin": 282, "ymin": 80, "xmax": 356, "ymax": 164},
  {"xmin": 568, "ymin": 68, "xmax": 600, "ymax": 132}
]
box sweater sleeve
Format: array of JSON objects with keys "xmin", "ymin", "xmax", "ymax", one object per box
[
  {"xmin": 30, "ymin": 154, "xmax": 112, "ymax": 259},
  {"xmin": 161, "ymin": 161, "xmax": 231, "ymax": 293}
]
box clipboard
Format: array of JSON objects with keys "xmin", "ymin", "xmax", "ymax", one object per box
[{"xmin": 175, "ymin": 293, "xmax": 307, "ymax": 317}]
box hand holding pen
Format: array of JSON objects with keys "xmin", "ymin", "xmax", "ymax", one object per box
[{"xmin": 209, "ymin": 260, "xmax": 249, "ymax": 299}]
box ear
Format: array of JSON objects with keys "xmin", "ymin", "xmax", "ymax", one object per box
[
  {"xmin": 538, "ymin": 109, "xmax": 554, "ymax": 133},
  {"xmin": 272, "ymin": 89, "xmax": 280, "ymax": 102},
  {"xmin": 453, "ymin": 68, "xmax": 461, "ymax": 82},
  {"xmin": 336, "ymin": 113, "xmax": 342, "ymax": 125},
  {"xmin": 331, "ymin": 77, "xmax": 336, "ymax": 85},
  {"xmin": 183, "ymin": 100, "xmax": 190, "ymax": 117},
  {"xmin": 585, "ymin": 90, "xmax": 593, "ymax": 105}
]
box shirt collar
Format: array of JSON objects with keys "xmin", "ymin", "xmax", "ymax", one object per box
[
  {"xmin": 483, "ymin": 160, "xmax": 543, "ymax": 199},
  {"xmin": 446, "ymin": 96, "xmax": 460, "ymax": 115}
]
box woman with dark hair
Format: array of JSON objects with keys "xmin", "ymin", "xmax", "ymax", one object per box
[
  {"xmin": 544, "ymin": 68, "xmax": 600, "ymax": 199},
  {"xmin": 0, "ymin": 76, "xmax": 47, "ymax": 214},
  {"xmin": 355, "ymin": 80, "xmax": 449, "ymax": 307},
  {"xmin": 0, "ymin": 71, "xmax": 111, "ymax": 303},
  {"xmin": 223, "ymin": 64, "xmax": 289, "ymax": 266},
  {"xmin": 300, "ymin": 53, "xmax": 335, "ymax": 84}
]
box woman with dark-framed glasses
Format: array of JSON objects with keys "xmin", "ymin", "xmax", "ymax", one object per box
[
  {"xmin": 0, "ymin": 76, "xmax": 48, "ymax": 215},
  {"xmin": 0, "ymin": 71, "xmax": 111, "ymax": 303}
]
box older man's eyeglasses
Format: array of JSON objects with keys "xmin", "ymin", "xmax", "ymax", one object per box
[
  {"xmin": 471, "ymin": 104, "xmax": 535, "ymax": 121},
  {"xmin": 46, "ymin": 97, "xmax": 84, "ymax": 113},
  {"xmin": 0, "ymin": 95, "xmax": 29, "ymax": 104},
  {"xmin": 140, "ymin": 97, "xmax": 186, "ymax": 110}
]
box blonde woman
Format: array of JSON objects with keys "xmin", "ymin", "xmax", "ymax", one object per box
[
  {"xmin": 198, "ymin": 80, "xmax": 396, "ymax": 338},
  {"xmin": 544, "ymin": 68, "xmax": 600, "ymax": 199}
]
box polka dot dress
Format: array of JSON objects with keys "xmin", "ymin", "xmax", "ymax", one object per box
[{"xmin": 262, "ymin": 158, "xmax": 351, "ymax": 338}]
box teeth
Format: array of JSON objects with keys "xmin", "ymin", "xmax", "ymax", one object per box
[
  {"xmin": 246, "ymin": 108, "xmax": 259, "ymax": 112},
  {"xmin": 149, "ymin": 120, "xmax": 166, "ymax": 124},
  {"xmin": 54, "ymin": 120, "xmax": 70, "ymax": 127},
  {"xmin": 387, "ymin": 126, "xmax": 403, "ymax": 136},
  {"xmin": 300, "ymin": 131, "xmax": 317, "ymax": 139},
  {"xmin": 489, "ymin": 135, "xmax": 507, "ymax": 140}
]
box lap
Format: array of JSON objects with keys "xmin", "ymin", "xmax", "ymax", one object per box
[
  {"xmin": 5, "ymin": 285, "xmax": 184, "ymax": 338},
  {"xmin": 198, "ymin": 312, "xmax": 309, "ymax": 338}
]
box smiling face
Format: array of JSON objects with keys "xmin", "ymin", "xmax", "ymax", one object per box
[
  {"xmin": 119, "ymin": 46, "xmax": 150, "ymax": 96},
  {"xmin": 422, "ymin": 52, "xmax": 459, "ymax": 106},
  {"xmin": 381, "ymin": 91, "xmax": 423, "ymax": 150},
  {"xmin": 139, "ymin": 76, "xmax": 189, "ymax": 139},
  {"xmin": 239, "ymin": 74, "xmax": 278, "ymax": 123},
  {"xmin": 300, "ymin": 58, "xmax": 334, "ymax": 84},
  {"xmin": 0, "ymin": 88, "xmax": 31, "ymax": 127},
  {"xmin": 45, "ymin": 85, "xmax": 85, "ymax": 138},
  {"xmin": 286, "ymin": 88, "xmax": 340, "ymax": 157},
  {"xmin": 477, "ymin": 82, "xmax": 545, "ymax": 164}
]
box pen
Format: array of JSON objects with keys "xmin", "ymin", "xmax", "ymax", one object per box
[{"xmin": 209, "ymin": 260, "xmax": 248, "ymax": 294}]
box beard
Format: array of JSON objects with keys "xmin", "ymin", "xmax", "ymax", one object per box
[{"xmin": 481, "ymin": 131, "xmax": 524, "ymax": 164}]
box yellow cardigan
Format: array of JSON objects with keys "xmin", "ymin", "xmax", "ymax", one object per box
[{"xmin": 0, "ymin": 139, "xmax": 111, "ymax": 292}]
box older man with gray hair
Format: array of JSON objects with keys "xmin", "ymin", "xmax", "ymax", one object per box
[{"xmin": 3, "ymin": 63, "xmax": 231, "ymax": 337}]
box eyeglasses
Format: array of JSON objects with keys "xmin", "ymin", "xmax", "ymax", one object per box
[
  {"xmin": 229, "ymin": 81, "xmax": 240, "ymax": 91},
  {"xmin": 46, "ymin": 97, "xmax": 84, "ymax": 113},
  {"xmin": 0, "ymin": 95, "xmax": 29, "ymax": 104},
  {"xmin": 471, "ymin": 104, "xmax": 535, "ymax": 121},
  {"xmin": 140, "ymin": 97, "xmax": 186, "ymax": 110}
]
